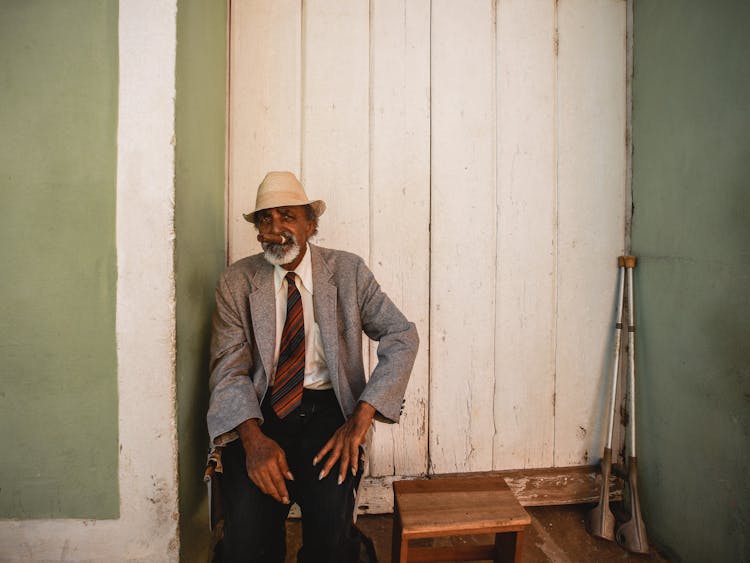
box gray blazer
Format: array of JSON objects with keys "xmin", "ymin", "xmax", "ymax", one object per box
[{"xmin": 207, "ymin": 244, "xmax": 419, "ymax": 445}]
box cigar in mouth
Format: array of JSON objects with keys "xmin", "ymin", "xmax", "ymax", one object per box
[{"xmin": 257, "ymin": 233, "xmax": 287, "ymax": 245}]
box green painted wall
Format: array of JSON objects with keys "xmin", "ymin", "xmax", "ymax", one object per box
[
  {"xmin": 632, "ymin": 1, "xmax": 750, "ymax": 561},
  {"xmin": 0, "ymin": 1, "xmax": 119, "ymax": 519},
  {"xmin": 175, "ymin": 0, "xmax": 227, "ymax": 559}
]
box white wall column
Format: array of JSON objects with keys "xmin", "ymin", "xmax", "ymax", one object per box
[{"xmin": 0, "ymin": 2, "xmax": 180, "ymax": 560}]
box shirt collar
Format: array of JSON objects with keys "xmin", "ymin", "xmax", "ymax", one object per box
[{"xmin": 273, "ymin": 244, "xmax": 314, "ymax": 295}]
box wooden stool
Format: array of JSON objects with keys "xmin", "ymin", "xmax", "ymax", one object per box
[{"xmin": 392, "ymin": 476, "xmax": 531, "ymax": 562}]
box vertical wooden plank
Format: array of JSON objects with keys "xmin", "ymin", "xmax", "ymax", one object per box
[
  {"xmin": 228, "ymin": 0, "xmax": 301, "ymax": 264},
  {"xmin": 555, "ymin": 0, "xmax": 627, "ymax": 466},
  {"xmin": 368, "ymin": 0, "xmax": 431, "ymax": 477},
  {"xmin": 430, "ymin": 0, "xmax": 497, "ymax": 474},
  {"xmin": 301, "ymin": 0, "xmax": 370, "ymax": 260},
  {"xmin": 493, "ymin": 0, "xmax": 556, "ymax": 470}
]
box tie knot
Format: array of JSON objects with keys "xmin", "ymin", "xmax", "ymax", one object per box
[{"xmin": 286, "ymin": 272, "xmax": 297, "ymax": 288}]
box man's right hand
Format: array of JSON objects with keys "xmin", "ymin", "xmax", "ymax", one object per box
[{"xmin": 237, "ymin": 419, "xmax": 293, "ymax": 504}]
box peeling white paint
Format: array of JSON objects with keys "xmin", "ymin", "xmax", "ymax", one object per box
[{"xmin": 0, "ymin": 1, "xmax": 180, "ymax": 560}]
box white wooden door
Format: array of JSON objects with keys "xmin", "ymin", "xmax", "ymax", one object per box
[{"xmin": 228, "ymin": 0, "xmax": 628, "ymax": 512}]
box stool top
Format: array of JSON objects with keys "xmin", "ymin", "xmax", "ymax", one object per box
[{"xmin": 393, "ymin": 476, "xmax": 531, "ymax": 537}]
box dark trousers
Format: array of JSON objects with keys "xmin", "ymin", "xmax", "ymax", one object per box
[{"xmin": 220, "ymin": 389, "xmax": 363, "ymax": 563}]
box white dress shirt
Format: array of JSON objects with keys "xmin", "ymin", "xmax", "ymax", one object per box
[{"xmin": 271, "ymin": 245, "xmax": 332, "ymax": 390}]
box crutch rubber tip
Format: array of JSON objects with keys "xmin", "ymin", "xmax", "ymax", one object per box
[{"xmin": 623, "ymin": 255, "xmax": 637, "ymax": 269}]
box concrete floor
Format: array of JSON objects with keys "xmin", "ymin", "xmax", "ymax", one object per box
[{"xmin": 285, "ymin": 504, "xmax": 670, "ymax": 562}]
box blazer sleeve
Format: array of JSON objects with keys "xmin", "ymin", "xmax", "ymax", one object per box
[
  {"xmin": 206, "ymin": 272, "xmax": 263, "ymax": 445},
  {"xmin": 354, "ymin": 258, "xmax": 419, "ymax": 423}
]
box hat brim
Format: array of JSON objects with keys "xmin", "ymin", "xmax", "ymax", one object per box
[{"xmin": 243, "ymin": 200, "xmax": 326, "ymax": 224}]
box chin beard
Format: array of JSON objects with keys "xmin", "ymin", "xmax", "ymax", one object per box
[{"xmin": 262, "ymin": 235, "xmax": 301, "ymax": 266}]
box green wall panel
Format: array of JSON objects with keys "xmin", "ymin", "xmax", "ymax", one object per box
[
  {"xmin": 632, "ymin": 1, "xmax": 750, "ymax": 560},
  {"xmin": 0, "ymin": 1, "xmax": 119, "ymax": 518},
  {"xmin": 175, "ymin": 0, "xmax": 227, "ymax": 559}
]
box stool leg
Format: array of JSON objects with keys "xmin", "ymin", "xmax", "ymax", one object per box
[
  {"xmin": 391, "ymin": 514, "xmax": 408, "ymax": 562},
  {"xmin": 494, "ymin": 530, "xmax": 525, "ymax": 563}
]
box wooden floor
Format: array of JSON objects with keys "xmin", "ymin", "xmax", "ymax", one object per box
[
  {"xmin": 285, "ymin": 503, "xmax": 671, "ymax": 563},
  {"xmin": 209, "ymin": 468, "xmax": 668, "ymax": 562}
]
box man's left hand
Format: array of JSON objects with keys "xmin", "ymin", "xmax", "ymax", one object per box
[{"xmin": 314, "ymin": 401, "xmax": 375, "ymax": 484}]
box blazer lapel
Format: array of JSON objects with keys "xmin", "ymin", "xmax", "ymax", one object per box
[
  {"xmin": 311, "ymin": 245, "xmax": 339, "ymax": 388},
  {"xmin": 249, "ymin": 264, "xmax": 276, "ymax": 383}
]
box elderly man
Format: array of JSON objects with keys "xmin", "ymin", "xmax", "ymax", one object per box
[{"xmin": 208, "ymin": 172, "xmax": 418, "ymax": 562}]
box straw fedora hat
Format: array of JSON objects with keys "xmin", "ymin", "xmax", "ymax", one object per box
[{"xmin": 243, "ymin": 171, "xmax": 326, "ymax": 223}]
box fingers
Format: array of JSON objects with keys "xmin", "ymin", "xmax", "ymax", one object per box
[
  {"xmin": 250, "ymin": 463, "xmax": 290, "ymax": 504},
  {"xmin": 279, "ymin": 454, "xmax": 294, "ymax": 482},
  {"xmin": 273, "ymin": 453, "xmax": 294, "ymax": 503},
  {"xmin": 268, "ymin": 463, "xmax": 290, "ymax": 504},
  {"xmin": 316, "ymin": 427, "xmax": 364, "ymax": 484},
  {"xmin": 318, "ymin": 437, "xmax": 342, "ymax": 482},
  {"xmin": 252, "ymin": 469, "xmax": 282, "ymax": 503},
  {"xmin": 313, "ymin": 413, "xmax": 372, "ymax": 483},
  {"xmin": 338, "ymin": 445, "xmax": 350, "ymax": 485},
  {"xmin": 313, "ymin": 436, "xmax": 333, "ymax": 468},
  {"xmin": 338, "ymin": 439, "xmax": 360, "ymax": 484},
  {"xmin": 350, "ymin": 440, "xmax": 360, "ymax": 477},
  {"xmin": 245, "ymin": 444, "xmax": 293, "ymax": 504}
]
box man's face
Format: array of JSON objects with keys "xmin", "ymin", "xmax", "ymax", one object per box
[{"xmin": 256, "ymin": 205, "xmax": 316, "ymax": 270}]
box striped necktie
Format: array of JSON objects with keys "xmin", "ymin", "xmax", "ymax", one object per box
[{"xmin": 271, "ymin": 272, "xmax": 305, "ymax": 418}]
